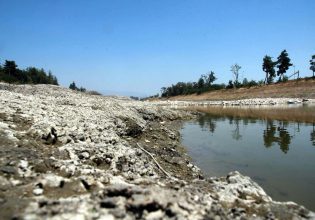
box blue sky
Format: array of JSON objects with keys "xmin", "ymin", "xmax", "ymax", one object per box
[{"xmin": 0, "ymin": 0, "xmax": 314, "ymax": 96}]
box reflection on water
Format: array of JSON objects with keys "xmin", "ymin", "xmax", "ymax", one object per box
[
  {"xmin": 197, "ymin": 114, "xmax": 315, "ymax": 152},
  {"xmin": 263, "ymin": 121, "xmax": 292, "ymax": 153},
  {"xmin": 311, "ymin": 127, "xmax": 315, "ymax": 146},
  {"xmin": 181, "ymin": 109, "xmax": 315, "ymax": 211}
]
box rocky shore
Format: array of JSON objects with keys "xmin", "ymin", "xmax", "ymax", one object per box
[
  {"xmin": 0, "ymin": 82, "xmax": 314, "ymax": 219},
  {"xmin": 149, "ymin": 98, "xmax": 315, "ymax": 108}
]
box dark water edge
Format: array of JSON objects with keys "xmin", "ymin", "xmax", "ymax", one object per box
[{"xmin": 180, "ymin": 106, "xmax": 315, "ymax": 211}]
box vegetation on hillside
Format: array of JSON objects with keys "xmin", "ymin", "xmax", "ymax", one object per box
[
  {"xmin": 161, "ymin": 71, "xmax": 226, "ymax": 97},
  {"xmin": 161, "ymin": 50, "xmax": 313, "ymax": 98},
  {"xmin": 0, "ymin": 59, "xmax": 58, "ymax": 85},
  {"xmin": 69, "ymin": 81, "xmax": 86, "ymax": 92},
  {"xmin": 160, "ymin": 68, "xmax": 260, "ymax": 98}
]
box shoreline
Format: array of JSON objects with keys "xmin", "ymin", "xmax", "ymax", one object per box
[
  {"xmin": 0, "ymin": 83, "xmax": 314, "ymax": 219},
  {"xmin": 148, "ymin": 98, "xmax": 315, "ymax": 108}
]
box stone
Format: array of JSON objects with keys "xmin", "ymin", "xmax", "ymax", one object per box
[
  {"xmin": 98, "ymin": 214, "xmax": 115, "ymax": 220},
  {"xmin": 41, "ymin": 174, "xmax": 64, "ymax": 188},
  {"xmin": 33, "ymin": 188, "xmax": 44, "ymax": 196},
  {"xmin": 109, "ymin": 208, "xmax": 126, "ymax": 218},
  {"xmin": 105, "ymin": 157, "xmax": 112, "ymax": 164},
  {"xmin": 79, "ymin": 151, "xmax": 90, "ymax": 159},
  {"xmin": 0, "ymin": 166, "xmax": 16, "ymax": 174},
  {"xmin": 0, "ymin": 176, "xmax": 11, "ymax": 190},
  {"xmin": 100, "ymin": 198, "xmax": 118, "ymax": 208},
  {"xmin": 145, "ymin": 210, "xmax": 164, "ymax": 220}
]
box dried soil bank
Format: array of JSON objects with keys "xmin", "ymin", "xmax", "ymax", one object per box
[{"xmin": 0, "ymin": 83, "xmax": 314, "ymax": 219}]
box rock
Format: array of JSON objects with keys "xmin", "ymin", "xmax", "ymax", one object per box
[
  {"xmin": 0, "ymin": 166, "xmax": 16, "ymax": 174},
  {"xmin": 109, "ymin": 208, "xmax": 126, "ymax": 218},
  {"xmin": 0, "ymin": 176, "xmax": 11, "ymax": 190},
  {"xmin": 98, "ymin": 214, "xmax": 115, "ymax": 220},
  {"xmin": 40, "ymin": 174, "xmax": 64, "ymax": 188},
  {"xmin": 100, "ymin": 198, "xmax": 118, "ymax": 208},
  {"xmin": 145, "ymin": 210, "xmax": 164, "ymax": 220},
  {"xmin": 33, "ymin": 187, "xmax": 44, "ymax": 196},
  {"xmin": 168, "ymin": 157, "xmax": 184, "ymax": 165},
  {"xmin": 42, "ymin": 127, "xmax": 58, "ymax": 144},
  {"xmin": 105, "ymin": 157, "xmax": 112, "ymax": 164},
  {"xmin": 124, "ymin": 118, "xmax": 143, "ymax": 137},
  {"xmin": 78, "ymin": 151, "xmax": 90, "ymax": 159},
  {"xmin": 18, "ymin": 160, "xmax": 28, "ymax": 170}
]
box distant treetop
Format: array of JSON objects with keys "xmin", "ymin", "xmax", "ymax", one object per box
[{"xmin": 0, "ymin": 59, "xmax": 59, "ymax": 85}]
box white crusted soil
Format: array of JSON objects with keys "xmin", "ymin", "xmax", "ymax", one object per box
[{"xmin": 0, "ymin": 83, "xmax": 314, "ymax": 220}]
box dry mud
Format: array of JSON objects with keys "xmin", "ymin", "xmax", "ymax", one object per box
[{"xmin": 0, "ymin": 83, "xmax": 314, "ymax": 220}]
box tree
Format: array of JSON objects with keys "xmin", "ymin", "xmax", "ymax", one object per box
[
  {"xmin": 79, "ymin": 87, "xmax": 86, "ymax": 92},
  {"xmin": 202, "ymin": 71, "xmax": 217, "ymax": 88},
  {"xmin": 197, "ymin": 77, "xmax": 205, "ymax": 94},
  {"xmin": 69, "ymin": 81, "xmax": 77, "ymax": 90},
  {"xmin": 262, "ymin": 55, "xmax": 276, "ymax": 84},
  {"xmin": 247, "ymin": 80, "xmax": 258, "ymax": 87},
  {"xmin": 4, "ymin": 60, "xmax": 17, "ymax": 76},
  {"xmin": 53, "ymin": 75, "xmax": 58, "ymax": 85},
  {"xmin": 27, "ymin": 67, "xmax": 40, "ymax": 83},
  {"xmin": 226, "ymin": 80, "xmax": 234, "ymax": 89},
  {"xmin": 48, "ymin": 71, "xmax": 54, "ymax": 84},
  {"xmin": 230, "ymin": 64, "xmax": 241, "ymax": 88},
  {"xmin": 310, "ymin": 55, "xmax": 315, "ymax": 78},
  {"xmin": 242, "ymin": 78, "xmax": 249, "ymax": 87},
  {"xmin": 161, "ymin": 87, "xmax": 167, "ymax": 97},
  {"xmin": 276, "ymin": 50, "xmax": 292, "ymax": 81},
  {"xmin": 0, "ymin": 59, "xmax": 59, "ymax": 85}
]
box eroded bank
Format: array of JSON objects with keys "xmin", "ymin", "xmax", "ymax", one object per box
[{"xmin": 0, "ymin": 83, "xmax": 314, "ymax": 219}]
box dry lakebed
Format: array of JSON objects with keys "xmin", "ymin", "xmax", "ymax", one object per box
[{"xmin": 0, "ymin": 82, "xmax": 314, "ymax": 220}]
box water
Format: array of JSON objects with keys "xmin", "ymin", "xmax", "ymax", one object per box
[{"xmin": 181, "ymin": 110, "xmax": 315, "ymax": 211}]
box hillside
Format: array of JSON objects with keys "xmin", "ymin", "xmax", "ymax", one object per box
[{"xmin": 167, "ymin": 78, "xmax": 315, "ymax": 101}]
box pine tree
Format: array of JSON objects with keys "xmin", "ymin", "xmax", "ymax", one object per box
[
  {"xmin": 69, "ymin": 81, "xmax": 77, "ymax": 90},
  {"xmin": 276, "ymin": 50, "xmax": 292, "ymax": 81},
  {"xmin": 262, "ymin": 55, "xmax": 276, "ymax": 84}
]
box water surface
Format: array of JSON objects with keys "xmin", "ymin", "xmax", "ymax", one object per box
[{"xmin": 181, "ymin": 106, "xmax": 315, "ymax": 211}]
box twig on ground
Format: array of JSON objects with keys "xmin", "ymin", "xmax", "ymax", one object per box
[{"xmin": 136, "ymin": 143, "xmax": 178, "ymax": 181}]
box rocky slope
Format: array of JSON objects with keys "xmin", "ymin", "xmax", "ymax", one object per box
[{"xmin": 0, "ymin": 83, "xmax": 314, "ymax": 220}]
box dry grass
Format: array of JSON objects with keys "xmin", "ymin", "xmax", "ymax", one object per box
[
  {"xmin": 167, "ymin": 78, "xmax": 315, "ymax": 101},
  {"xmin": 190, "ymin": 105, "xmax": 315, "ymax": 123}
]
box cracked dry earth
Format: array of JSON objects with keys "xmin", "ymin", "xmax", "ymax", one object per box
[{"xmin": 0, "ymin": 82, "xmax": 314, "ymax": 220}]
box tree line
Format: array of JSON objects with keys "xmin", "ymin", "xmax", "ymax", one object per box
[
  {"xmin": 161, "ymin": 70, "xmax": 260, "ymax": 98},
  {"xmin": 161, "ymin": 71, "xmax": 225, "ymax": 97},
  {"xmin": 0, "ymin": 59, "xmax": 58, "ymax": 85},
  {"xmin": 161, "ymin": 51, "xmax": 315, "ymax": 98}
]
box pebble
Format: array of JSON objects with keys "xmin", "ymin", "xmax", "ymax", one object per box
[{"xmin": 33, "ymin": 188, "xmax": 44, "ymax": 196}]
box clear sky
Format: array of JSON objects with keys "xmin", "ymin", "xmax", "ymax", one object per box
[{"xmin": 0, "ymin": 0, "xmax": 314, "ymax": 96}]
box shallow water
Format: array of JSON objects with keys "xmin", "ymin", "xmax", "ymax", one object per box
[{"xmin": 181, "ymin": 107, "xmax": 315, "ymax": 211}]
